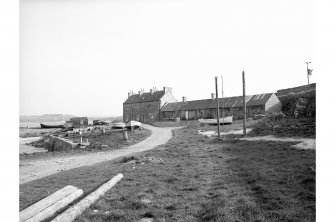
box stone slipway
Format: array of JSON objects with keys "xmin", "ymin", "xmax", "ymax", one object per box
[{"xmin": 20, "ymin": 124, "xmax": 181, "ymax": 185}]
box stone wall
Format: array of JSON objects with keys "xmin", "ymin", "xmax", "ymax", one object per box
[
  {"xmin": 43, "ymin": 135, "xmax": 79, "ymax": 152},
  {"xmin": 124, "ymin": 89, "xmax": 178, "ymax": 123},
  {"xmin": 123, "ymin": 101, "xmax": 161, "ymax": 123}
]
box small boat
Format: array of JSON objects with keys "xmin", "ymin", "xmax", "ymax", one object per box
[
  {"xmin": 126, "ymin": 120, "xmax": 142, "ymax": 130},
  {"xmin": 93, "ymin": 120, "xmax": 108, "ymax": 126},
  {"xmin": 198, "ymin": 116, "xmax": 233, "ymax": 125},
  {"xmin": 40, "ymin": 123, "xmax": 65, "ymax": 129},
  {"xmin": 111, "ymin": 122, "xmax": 125, "ymax": 129}
]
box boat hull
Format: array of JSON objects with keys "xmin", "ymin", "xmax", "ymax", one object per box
[
  {"xmin": 198, "ymin": 116, "xmax": 233, "ymax": 125},
  {"xmin": 111, "ymin": 122, "xmax": 125, "ymax": 129},
  {"xmin": 125, "ymin": 121, "xmax": 142, "ymax": 130},
  {"xmin": 40, "ymin": 124, "xmax": 65, "ymax": 129}
]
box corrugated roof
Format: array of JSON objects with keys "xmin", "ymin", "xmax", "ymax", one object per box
[
  {"xmin": 161, "ymin": 94, "xmax": 274, "ymax": 112},
  {"xmin": 161, "ymin": 96, "xmax": 254, "ymax": 112},
  {"xmin": 246, "ymin": 93, "xmax": 273, "ymax": 106},
  {"xmin": 124, "ymin": 91, "xmax": 165, "ymax": 104}
]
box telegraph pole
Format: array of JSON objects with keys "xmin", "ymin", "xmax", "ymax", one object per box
[
  {"xmin": 242, "ymin": 71, "xmax": 247, "ymax": 137},
  {"xmin": 215, "ymin": 77, "xmax": 220, "ymax": 138},
  {"xmin": 221, "ymin": 75, "xmax": 224, "ymax": 133}
]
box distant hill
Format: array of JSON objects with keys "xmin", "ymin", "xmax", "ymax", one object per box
[
  {"xmin": 20, "ymin": 114, "xmax": 76, "ymax": 123},
  {"xmin": 20, "ymin": 114, "xmax": 123, "ymax": 123},
  {"xmin": 87, "ymin": 116, "xmax": 123, "ymax": 122}
]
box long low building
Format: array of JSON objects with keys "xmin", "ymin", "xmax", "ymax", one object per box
[{"xmin": 161, "ymin": 93, "xmax": 282, "ymax": 120}]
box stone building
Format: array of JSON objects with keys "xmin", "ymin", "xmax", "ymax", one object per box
[
  {"xmin": 123, "ymin": 87, "xmax": 177, "ymax": 123},
  {"xmin": 161, "ymin": 93, "xmax": 282, "ymax": 120},
  {"xmin": 69, "ymin": 117, "xmax": 88, "ymax": 128}
]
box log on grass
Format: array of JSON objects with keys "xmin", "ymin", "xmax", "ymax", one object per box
[
  {"xmin": 51, "ymin": 173, "xmax": 123, "ymax": 222},
  {"xmin": 25, "ymin": 189, "xmax": 83, "ymax": 222},
  {"xmin": 20, "ymin": 185, "xmax": 80, "ymax": 222}
]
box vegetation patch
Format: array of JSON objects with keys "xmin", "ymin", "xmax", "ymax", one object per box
[
  {"xmin": 20, "ymin": 122, "xmax": 315, "ymax": 221},
  {"xmin": 249, "ymin": 116, "xmax": 315, "ymax": 138}
]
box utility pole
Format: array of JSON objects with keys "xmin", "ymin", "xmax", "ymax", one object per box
[
  {"xmin": 221, "ymin": 75, "xmax": 224, "ymax": 134},
  {"xmin": 215, "ymin": 77, "xmax": 220, "ymax": 138},
  {"xmin": 242, "ymin": 71, "xmax": 247, "ymax": 137}
]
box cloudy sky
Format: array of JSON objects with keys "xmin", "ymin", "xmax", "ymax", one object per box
[{"xmin": 20, "ymin": 0, "xmax": 315, "ymax": 116}]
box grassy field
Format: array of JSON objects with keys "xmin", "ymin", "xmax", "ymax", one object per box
[{"xmin": 20, "ymin": 121, "xmax": 315, "ymax": 222}]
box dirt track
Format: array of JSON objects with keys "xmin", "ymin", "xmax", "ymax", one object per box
[{"xmin": 20, "ymin": 124, "xmax": 181, "ymax": 184}]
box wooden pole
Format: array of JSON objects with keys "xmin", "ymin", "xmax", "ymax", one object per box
[
  {"xmin": 215, "ymin": 77, "xmax": 220, "ymax": 138},
  {"xmin": 51, "ymin": 173, "xmax": 123, "ymax": 222},
  {"xmin": 242, "ymin": 71, "xmax": 247, "ymax": 137},
  {"xmin": 221, "ymin": 75, "xmax": 224, "ymax": 133},
  {"xmin": 20, "ymin": 185, "xmax": 80, "ymax": 222},
  {"xmin": 24, "ymin": 189, "xmax": 83, "ymax": 222}
]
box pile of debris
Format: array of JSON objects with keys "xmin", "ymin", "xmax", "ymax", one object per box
[
  {"xmin": 249, "ymin": 112, "xmax": 315, "ymax": 138},
  {"xmin": 121, "ymin": 156, "xmax": 164, "ymax": 165}
]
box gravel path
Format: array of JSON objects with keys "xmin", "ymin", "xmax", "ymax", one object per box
[{"xmin": 20, "ymin": 124, "xmax": 181, "ymax": 184}]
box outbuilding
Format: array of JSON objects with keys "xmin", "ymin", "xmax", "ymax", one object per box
[{"xmin": 161, "ymin": 93, "xmax": 282, "ymax": 120}]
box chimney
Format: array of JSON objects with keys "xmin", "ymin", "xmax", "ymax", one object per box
[
  {"xmin": 139, "ymin": 89, "xmax": 145, "ymax": 96},
  {"xmin": 128, "ymin": 90, "xmax": 135, "ymax": 98},
  {"xmin": 211, "ymin": 93, "xmax": 215, "ymax": 100},
  {"xmin": 182, "ymin": 96, "xmax": 187, "ymax": 102},
  {"xmin": 150, "ymin": 87, "xmax": 157, "ymax": 94},
  {"xmin": 163, "ymin": 87, "xmax": 172, "ymax": 93}
]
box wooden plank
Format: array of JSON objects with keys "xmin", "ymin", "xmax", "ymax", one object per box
[
  {"xmin": 51, "ymin": 173, "xmax": 123, "ymax": 222},
  {"xmin": 20, "ymin": 185, "xmax": 78, "ymax": 222},
  {"xmin": 25, "ymin": 189, "xmax": 83, "ymax": 222}
]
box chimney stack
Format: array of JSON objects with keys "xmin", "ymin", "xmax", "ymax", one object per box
[
  {"xmin": 211, "ymin": 93, "xmax": 215, "ymax": 100},
  {"xmin": 150, "ymin": 87, "xmax": 157, "ymax": 94},
  {"xmin": 128, "ymin": 90, "xmax": 135, "ymax": 98},
  {"xmin": 139, "ymin": 89, "xmax": 145, "ymax": 96},
  {"xmin": 182, "ymin": 96, "xmax": 187, "ymax": 102},
  {"xmin": 163, "ymin": 87, "xmax": 172, "ymax": 93}
]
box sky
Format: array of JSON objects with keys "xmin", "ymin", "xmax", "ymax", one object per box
[{"xmin": 20, "ymin": 0, "xmax": 316, "ymax": 116}]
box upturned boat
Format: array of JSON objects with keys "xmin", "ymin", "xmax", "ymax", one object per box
[
  {"xmin": 40, "ymin": 123, "xmax": 65, "ymax": 129},
  {"xmin": 198, "ymin": 116, "xmax": 233, "ymax": 125}
]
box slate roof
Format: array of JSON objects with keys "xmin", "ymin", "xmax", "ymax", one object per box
[
  {"xmin": 124, "ymin": 91, "xmax": 165, "ymax": 104},
  {"xmin": 246, "ymin": 93, "xmax": 273, "ymax": 106},
  {"xmin": 161, "ymin": 94, "xmax": 274, "ymax": 112},
  {"xmin": 161, "ymin": 102, "xmax": 186, "ymax": 112}
]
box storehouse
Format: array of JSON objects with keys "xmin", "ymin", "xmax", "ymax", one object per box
[
  {"xmin": 161, "ymin": 93, "xmax": 282, "ymax": 120},
  {"xmin": 123, "ymin": 87, "xmax": 178, "ymax": 123},
  {"xmin": 69, "ymin": 117, "xmax": 88, "ymax": 128}
]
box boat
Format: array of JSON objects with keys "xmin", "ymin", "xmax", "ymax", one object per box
[
  {"xmin": 93, "ymin": 120, "xmax": 107, "ymax": 126},
  {"xmin": 198, "ymin": 116, "xmax": 233, "ymax": 125},
  {"xmin": 125, "ymin": 120, "xmax": 142, "ymax": 130},
  {"xmin": 111, "ymin": 122, "xmax": 125, "ymax": 129},
  {"xmin": 40, "ymin": 123, "xmax": 65, "ymax": 129}
]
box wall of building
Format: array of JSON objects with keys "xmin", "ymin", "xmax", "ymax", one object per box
[
  {"xmin": 70, "ymin": 118, "xmax": 88, "ymax": 128},
  {"xmin": 265, "ymin": 94, "xmax": 282, "ymax": 114},
  {"xmin": 123, "ymin": 100, "xmax": 161, "ymax": 123},
  {"xmin": 159, "ymin": 91, "xmax": 178, "ymax": 108}
]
